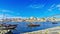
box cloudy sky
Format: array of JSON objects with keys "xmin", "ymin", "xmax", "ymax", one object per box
[{"xmin": 0, "ymin": 0, "xmax": 60, "ymax": 18}]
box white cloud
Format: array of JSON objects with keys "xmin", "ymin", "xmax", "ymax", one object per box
[
  {"xmin": 56, "ymin": 4, "xmax": 60, "ymax": 8},
  {"xmin": 48, "ymin": 9, "xmax": 52, "ymax": 11},
  {"xmin": 0, "ymin": 10, "xmax": 22, "ymax": 16},
  {"xmin": 50, "ymin": 4, "xmax": 56, "ymax": 8},
  {"xmin": 58, "ymin": 8, "xmax": 60, "ymax": 10},
  {"xmin": 28, "ymin": 4, "xmax": 44, "ymax": 9},
  {"xmin": 0, "ymin": 14, "xmax": 9, "ymax": 19},
  {"xmin": 0, "ymin": 10, "xmax": 23, "ymax": 18},
  {"xmin": 0, "ymin": 14, "xmax": 13, "ymax": 17},
  {"xmin": 0, "ymin": 15, "xmax": 3, "ymax": 17},
  {"xmin": 48, "ymin": 4, "xmax": 56, "ymax": 11},
  {"xmin": 16, "ymin": 13, "xmax": 20, "ymax": 15},
  {"xmin": 48, "ymin": 4, "xmax": 60, "ymax": 11},
  {"xmin": 0, "ymin": 10, "xmax": 14, "ymax": 14},
  {"xmin": 0, "ymin": 10, "xmax": 15, "ymax": 17},
  {"xmin": 56, "ymin": 4, "xmax": 60, "ymax": 10},
  {"xmin": 0, "ymin": 14, "xmax": 22, "ymax": 19}
]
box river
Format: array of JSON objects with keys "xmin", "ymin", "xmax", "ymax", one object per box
[{"xmin": 4, "ymin": 21, "xmax": 60, "ymax": 34}]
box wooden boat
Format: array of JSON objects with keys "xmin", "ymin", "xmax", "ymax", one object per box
[
  {"xmin": 0, "ymin": 24, "xmax": 17, "ymax": 30},
  {"xmin": 0, "ymin": 14, "xmax": 17, "ymax": 30},
  {"xmin": 5, "ymin": 24, "xmax": 17, "ymax": 29},
  {"xmin": 28, "ymin": 22, "xmax": 40, "ymax": 27},
  {"xmin": 28, "ymin": 24, "xmax": 40, "ymax": 27}
]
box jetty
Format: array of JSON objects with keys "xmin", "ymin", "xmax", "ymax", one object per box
[{"xmin": 23, "ymin": 26, "xmax": 60, "ymax": 34}]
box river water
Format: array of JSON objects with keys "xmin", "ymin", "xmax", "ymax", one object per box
[{"xmin": 4, "ymin": 21, "xmax": 60, "ymax": 34}]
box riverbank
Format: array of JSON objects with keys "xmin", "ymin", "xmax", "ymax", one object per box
[
  {"xmin": 0, "ymin": 30, "xmax": 10, "ymax": 34},
  {"xmin": 23, "ymin": 26, "xmax": 60, "ymax": 34}
]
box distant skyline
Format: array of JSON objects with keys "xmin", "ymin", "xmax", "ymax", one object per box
[{"xmin": 0, "ymin": 0, "xmax": 60, "ymax": 18}]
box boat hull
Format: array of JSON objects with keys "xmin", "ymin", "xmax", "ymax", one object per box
[{"xmin": 28, "ymin": 24, "xmax": 40, "ymax": 27}]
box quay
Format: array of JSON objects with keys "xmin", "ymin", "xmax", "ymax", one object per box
[
  {"xmin": 23, "ymin": 26, "xmax": 60, "ymax": 34},
  {"xmin": 0, "ymin": 30, "xmax": 11, "ymax": 34},
  {"xmin": 0, "ymin": 24, "xmax": 17, "ymax": 34}
]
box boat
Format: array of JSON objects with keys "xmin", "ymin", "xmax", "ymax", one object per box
[
  {"xmin": 51, "ymin": 17, "xmax": 58, "ymax": 24},
  {"xmin": 52, "ymin": 20, "xmax": 57, "ymax": 24},
  {"xmin": 0, "ymin": 24, "xmax": 17, "ymax": 30},
  {"xmin": 28, "ymin": 24, "xmax": 40, "ymax": 27},
  {"xmin": 28, "ymin": 22, "xmax": 40, "ymax": 27},
  {"xmin": 0, "ymin": 14, "xmax": 17, "ymax": 30},
  {"xmin": 0, "ymin": 14, "xmax": 17, "ymax": 34},
  {"xmin": 52, "ymin": 22, "xmax": 57, "ymax": 24},
  {"xmin": 4, "ymin": 24, "xmax": 17, "ymax": 29},
  {"xmin": 0, "ymin": 24, "xmax": 17, "ymax": 34}
]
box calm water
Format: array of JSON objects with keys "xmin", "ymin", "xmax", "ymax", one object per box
[{"xmin": 4, "ymin": 22, "xmax": 60, "ymax": 34}]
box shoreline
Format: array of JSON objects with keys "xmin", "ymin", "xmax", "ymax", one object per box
[{"xmin": 23, "ymin": 26, "xmax": 60, "ymax": 34}]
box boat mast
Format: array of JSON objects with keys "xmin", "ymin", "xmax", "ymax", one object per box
[{"xmin": 2, "ymin": 13, "xmax": 6, "ymax": 24}]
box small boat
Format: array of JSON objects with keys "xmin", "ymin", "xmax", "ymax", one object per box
[
  {"xmin": 0, "ymin": 14, "xmax": 17, "ymax": 30},
  {"xmin": 5, "ymin": 24, "xmax": 17, "ymax": 29},
  {"xmin": 52, "ymin": 22, "xmax": 57, "ymax": 24},
  {"xmin": 0, "ymin": 24, "xmax": 17, "ymax": 30},
  {"xmin": 28, "ymin": 24, "xmax": 40, "ymax": 27},
  {"xmin": 28, "ymin": 22, "xmax": 40, "ymax": 27}
]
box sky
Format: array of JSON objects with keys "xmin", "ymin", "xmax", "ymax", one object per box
[{"xmin": 0, "ymin": 0, "xmax": 60, "ymax": 18}]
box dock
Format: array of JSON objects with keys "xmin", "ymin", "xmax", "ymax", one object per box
[
  {"xmin": 0, "ymin": 30, "xmax": 11, "ymax": 34},
  {"xmin": 23, "ymin": 26, "xmax": 60, "ymax": 34}
]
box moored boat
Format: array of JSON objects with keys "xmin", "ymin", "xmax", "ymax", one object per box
[
  {"xmin": 28, "ymin": 24, "xmax": 40, "ymax": 27},
  {"xmin": 28, "ymin": 22, "xmax": 40, "ymax": 27},
  {"xmin": 52, "ymin": 22, "xmax": 57, "ymax": 24},
  {"xmin": 0, "ymin": 24, "xmax": 17, "ymax": 30}
]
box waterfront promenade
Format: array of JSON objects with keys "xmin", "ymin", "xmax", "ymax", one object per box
[
  {"xmin": 0, "ymin": 30, "xmax": 10, "ymax": 34},
  {"xmin": 23, "ymin": 26, "xmax": 60, "ymax": 34}
]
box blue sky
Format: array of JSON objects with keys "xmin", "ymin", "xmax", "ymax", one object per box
[{"xmin": 0, "ymin": 0, "xmax": 60, "ymax": 18}]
